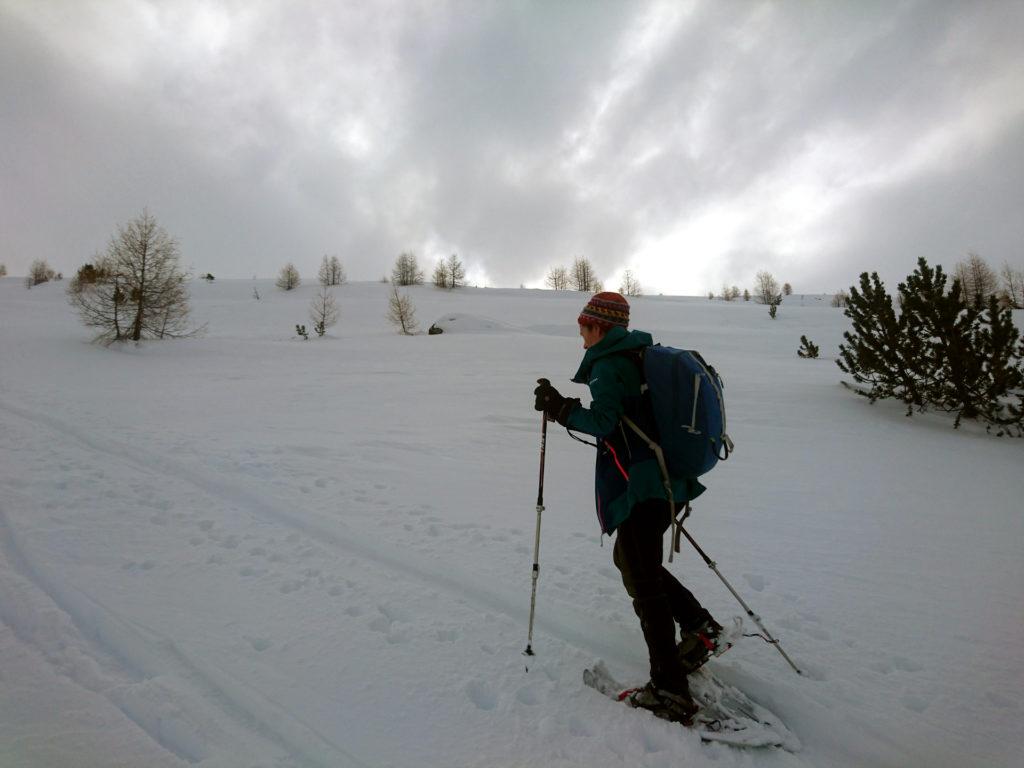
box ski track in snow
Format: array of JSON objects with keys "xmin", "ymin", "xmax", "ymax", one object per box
[
  {"xmin": 0, "ymin": 399, "xmax": 665, "ymax": 767},
  {"xmin": 0, "ymin": 399, "xmax": 634, "ymax": 659}
]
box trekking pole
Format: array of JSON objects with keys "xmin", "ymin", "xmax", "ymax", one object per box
[
  {"xmin": 523, "ymin": 411, "xmax": 548, "ymax": 662},
  {"xmin": 678, "ymin": 522, "xmax": 803, "ymax": 675}
]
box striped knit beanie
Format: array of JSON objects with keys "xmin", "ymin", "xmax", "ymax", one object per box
[{"xmin": 578, "ymin": 291, "xmax": 630, "ymax": 330}]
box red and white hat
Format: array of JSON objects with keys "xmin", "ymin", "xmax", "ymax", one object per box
[{"xmin": 578, "ymin": 291, "xmax": 630, "ymax": 330}]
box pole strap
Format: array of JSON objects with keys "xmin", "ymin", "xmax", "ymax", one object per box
[{"xmin": 620, "ymin": 414, "xmax": 683, "ymax": 563}]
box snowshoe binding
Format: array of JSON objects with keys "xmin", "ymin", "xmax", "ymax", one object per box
[
  {"xmin": 625, "ymin": 681, "xmax": 698, "ymax": 725},
  {"xmin": 678, "ymin": 616, "xmax": 741, "ymax": 673}
]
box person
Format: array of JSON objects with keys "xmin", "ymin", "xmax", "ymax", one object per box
[{"xmin": 534, "ymin": 291, "xmax": 721, "ymax": 724}]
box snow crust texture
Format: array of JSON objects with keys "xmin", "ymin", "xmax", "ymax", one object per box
[{"xmin": 1, "ymin": 278, "xmax": 1022, "ymax": 767}]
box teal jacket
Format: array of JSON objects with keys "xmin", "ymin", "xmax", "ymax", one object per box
[{"xmin": 566, "ymin": 326, "xmax": 705, "ymax": 534}]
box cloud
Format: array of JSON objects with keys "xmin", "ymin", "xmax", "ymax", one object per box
[{"xmin": 1, "ymin": 0, "xmax": 1021, "ymax": 294}]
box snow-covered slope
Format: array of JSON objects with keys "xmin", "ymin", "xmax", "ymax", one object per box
[{"xmin": 1, "ymin": 277, "xmax": 1021, "ymax": 767}]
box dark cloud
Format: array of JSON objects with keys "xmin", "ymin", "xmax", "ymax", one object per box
[{"xmin": 1, "ymin": 0, "xmax": 1021, "ymax": 293}]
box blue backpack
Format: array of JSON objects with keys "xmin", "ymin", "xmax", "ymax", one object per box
[{"xmin": 623, "ymin": 345, "xmax": 734, "ymax": 480}]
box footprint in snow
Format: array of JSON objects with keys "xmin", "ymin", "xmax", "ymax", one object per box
[
  {"xmin": 803, "ymin": 625, "xmax": 831, "ymax": 641},
  {"xmin": 567, "ymin": 716, "xmax": 592, "ymax": 737},
  {"xmin": 986, "ymin": 691, "xmax": 1018, "ymax": 709},
  {"xmin": 742, "ymin": 573, "xmax": 766, "ymax": 592},
  {"xmin": 122, "ymin": 560, "xmax": 157, "ymax": 571},
  {"xmin": 901, "ymin": 693, "xmax": 928, "ymax": 713},
  {"xmin": 465, "ymin": 680, "xmax": 497, "ymax": 711},
  {"xmin": 891, "ymin": 656, "xmax": 923, "ymax": 673},
  {"xmin": 247, "ymin": 637, "xmax": 272, "ymax": 652},
  {"xmin": 515, "ymin": 686, "xmax": 539, "ymax": 705}
]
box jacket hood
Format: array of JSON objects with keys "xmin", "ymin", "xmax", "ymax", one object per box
[{"xmin": 571, "ymin": 326, "xmax": 653, "ymax": 383}]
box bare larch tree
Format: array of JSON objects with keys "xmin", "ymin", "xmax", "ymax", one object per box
[
  {"xmin": 433, "ymin": 253, "xmax": 466, "ymax": 289},
  {"xmin": 753, "ymin": 271, "xmax": 782, "ymax": 305},
  {"xmin": 546, "ymin": 266, "xmax": 569, "ymax": 290},
  {"xmin": 571, "ymin": 257, "xmax": 597, "ymax": 292},
  {"xmin": 318, "ymin": 255, "xmax": 346, "ymax": 286},
  {"xmin": 387, "ymin": 285, "xmax": 418, "ymax": 334},
  {"xmin": 309, "ymin": 286, "xmax": 339, "ymax": 336},
  {"xmin": 619, "ymin": 269, "xmax": 643, "ymax": 297},
  {"xmin": 955, "ymin": 253, "xmax": 999, "ymax": 309},
  {"xmin": 392, "ymin": 252, "xmax": 424, "ymax": 286},
  {"xmin": 67, "ymin": 210, "xmax": 197, "ymax": 342},
  {"xmin": 276, "ymin": 263, "xmax": 301, "ymax": 290},
  {"xmin": 1000, "ymin": 261, "xmax": 1024, "ymax": 308}
]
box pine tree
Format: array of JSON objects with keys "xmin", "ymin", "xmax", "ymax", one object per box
[
  {"xmin": 837, "ymin": 271, "xmax": 921, "ymax": 412},
  {"xmin": 898, "ymin": 259, "xmax": 981, "ymax": 425},
  {"xmin": 838, "ymin": 257, "xmax": 1024, "ymax": 433},
  {"xmin": 970, "ymin": 295, "xmax": 1023, "ymax": 434},
  {"xmin": 797, "ymin": 335, "xmax": 819, "ymax": 358}
]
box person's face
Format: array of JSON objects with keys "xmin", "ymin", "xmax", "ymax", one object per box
[{"xmin": 579, "ymin": 323, "xmax": 606, "ymax": 349}]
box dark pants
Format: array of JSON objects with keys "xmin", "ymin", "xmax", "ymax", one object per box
[{"xmin": 613, "ymin": 499, "xmax": 710, "ymax": 690}]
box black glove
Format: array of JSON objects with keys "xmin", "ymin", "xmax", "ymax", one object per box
[{"xmin": 534, "ymin": 378, "xmax": 580, "ymax": 426}]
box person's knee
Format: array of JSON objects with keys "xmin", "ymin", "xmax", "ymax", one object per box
[{"xmin": 630, "ymin": 577, "xmax": 665, "ymax": 602}]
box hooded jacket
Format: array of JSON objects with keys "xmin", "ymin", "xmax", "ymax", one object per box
[{"xmin": 565, "ymin": 326, "xmax": 705, "ymax": 534}]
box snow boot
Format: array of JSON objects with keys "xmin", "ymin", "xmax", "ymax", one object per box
[
  {"xmin": 626, "ymin": 681, "xmax": 698, "ymax": 725},
  {"xmin": 677, "ymin": 617, "xmax": 724, "ymax": 674}
]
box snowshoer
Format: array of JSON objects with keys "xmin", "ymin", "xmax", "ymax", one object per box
[{"xmin": 534, "ymin": 291, "xmax": 722, "ymax": 723}]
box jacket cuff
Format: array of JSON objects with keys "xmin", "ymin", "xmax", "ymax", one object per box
[{"xmin": 555, "ymin": 398, "xmax": 581, "ymax": 427}]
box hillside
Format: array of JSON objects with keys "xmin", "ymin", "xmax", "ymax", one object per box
[{"xmin": 0, "ymin": 277, "xmax": 1021, "ymax": 767}]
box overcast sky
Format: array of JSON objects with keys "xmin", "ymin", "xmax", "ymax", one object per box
[{"xmin": 2, "ymin": 0, "xmax": 1022, "ymax": 294}]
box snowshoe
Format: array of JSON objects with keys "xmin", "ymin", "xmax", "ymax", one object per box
[{"xmin": 583, "ymin": 661, "xmax": 800, "ymax": 750}]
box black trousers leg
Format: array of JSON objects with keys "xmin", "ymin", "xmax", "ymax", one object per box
[{"xmin": 613, "ymin": 500, "xmax": 704, "ymax": 691}]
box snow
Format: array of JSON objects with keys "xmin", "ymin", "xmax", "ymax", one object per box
[{"xmin": 1, "ymin": 276, "xmax": 1022, "ymax": 768}]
